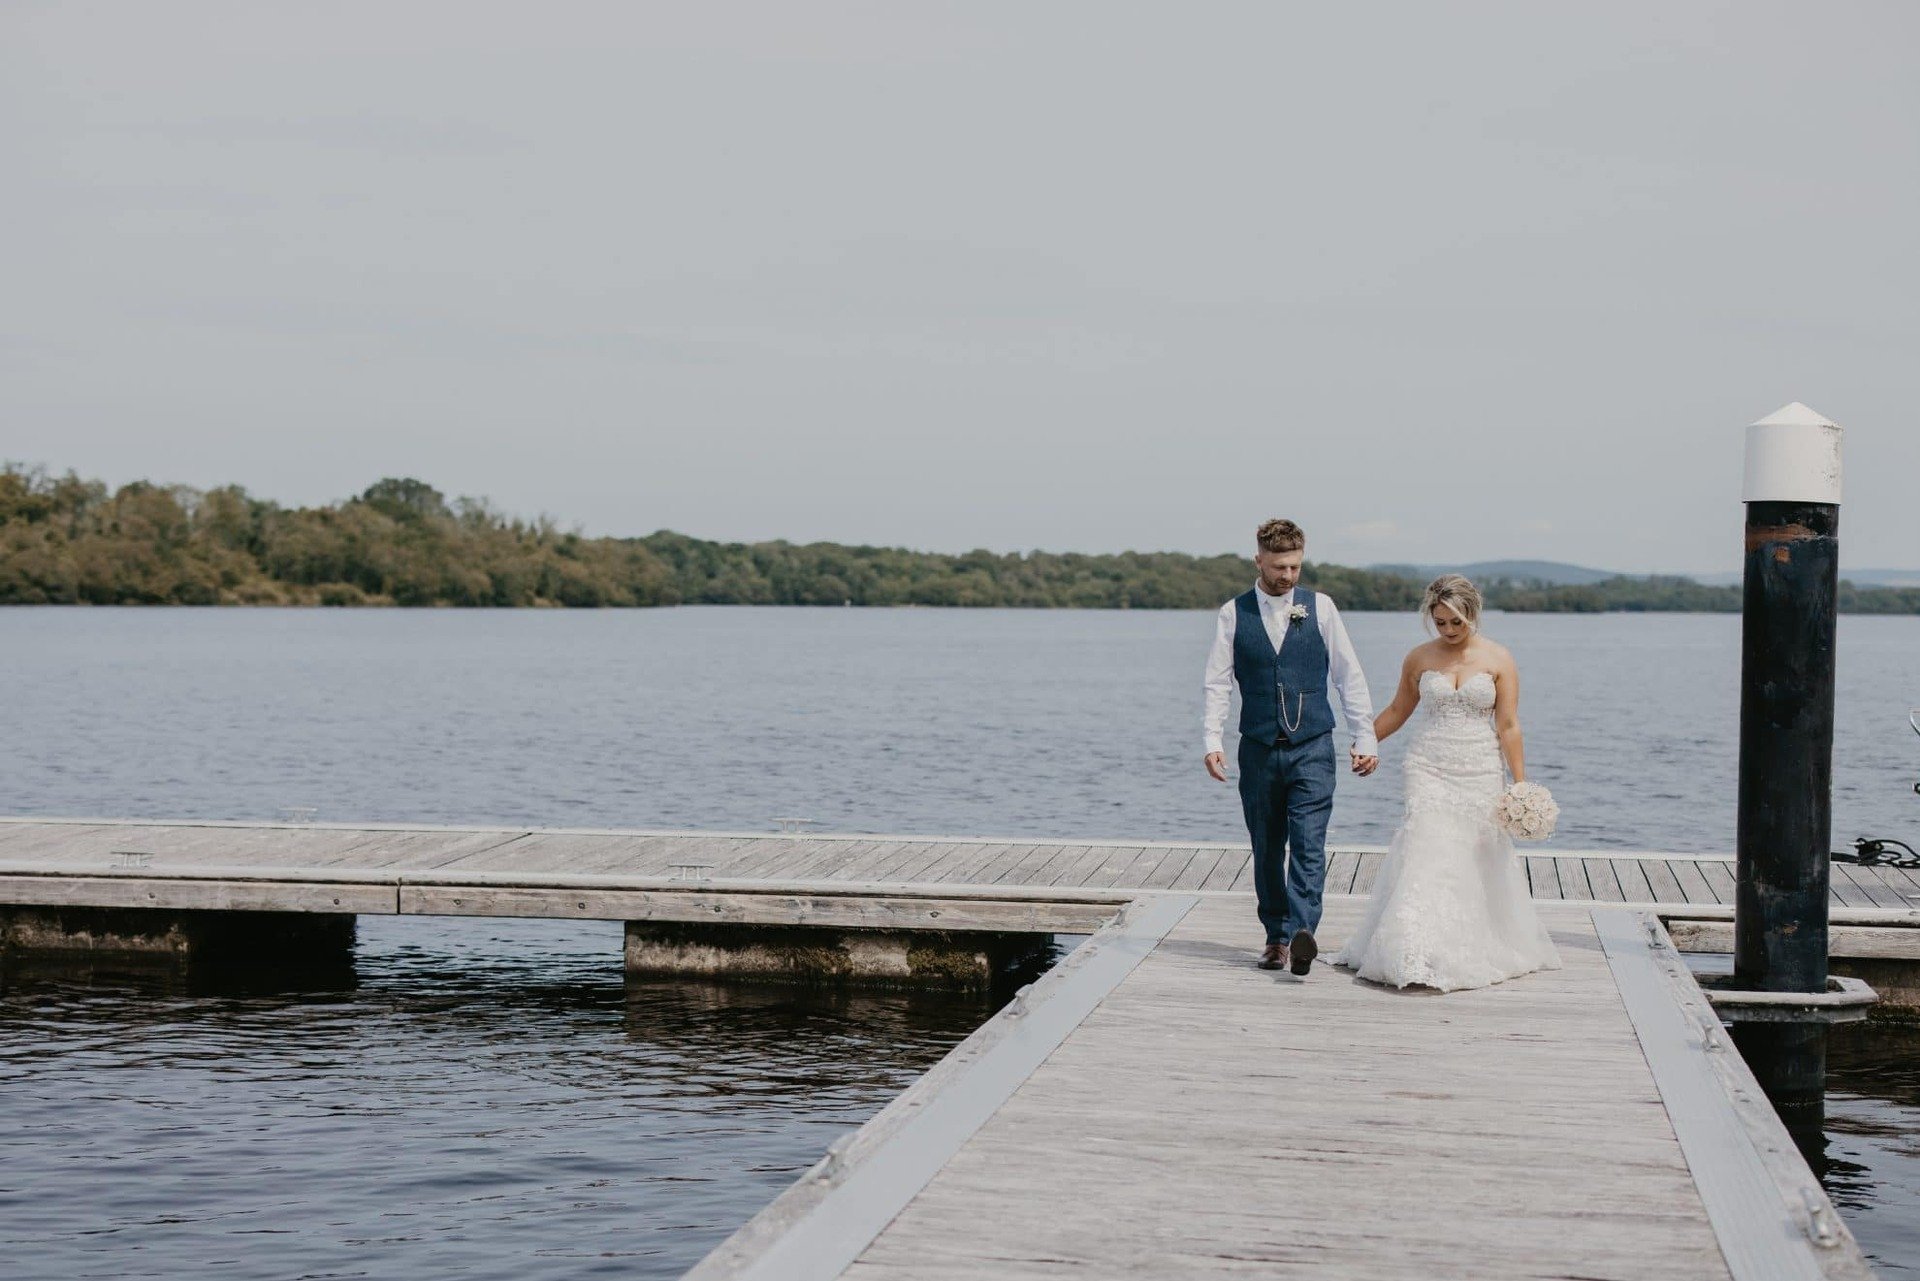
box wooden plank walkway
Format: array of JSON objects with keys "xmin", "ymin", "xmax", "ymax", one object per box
[
  {"xmin": 0, "ymin": 816, "xmax": 1880, "ymax": 1277},
  {"xmin": 692, "ymin": 897, "xmax": 1872, "ymax": 1279},
  {"xmin": 1, "ymin": 818, "xmax": 1914, "ymax": 912},
  {"xmin": 851, "ymin": 899, "xmax": 1726, "ymax": 1278}
]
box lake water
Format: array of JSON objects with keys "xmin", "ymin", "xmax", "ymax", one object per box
[
  {"xmin": 0, "ymin": 920, "xmax": 1006, "ymax": 1280},
  {"xmin": 2, "ymin": 606, "xmax": 1917, "ymax": 1276},
  {"xmin": 1826, "ymin": 1024, "xmax": 1920, "ymax": 1274},
  {"xmin": 3, "ymin": 607, "xmax": 1915, "ymax": 848}
]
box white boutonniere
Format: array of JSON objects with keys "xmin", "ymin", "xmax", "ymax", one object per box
[{"xmin": 1286, "ymin": 603, "xmax": 1309, "ymax": 626}]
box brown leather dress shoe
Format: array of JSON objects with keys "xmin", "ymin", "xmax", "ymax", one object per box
[
  {"xmin": 1289, "ymin": 929, "xmax": 1318, "ymax": 976},
  {"xmin": 1258, "ymin": 943, "xmax": 1288, "ymax": 970}
]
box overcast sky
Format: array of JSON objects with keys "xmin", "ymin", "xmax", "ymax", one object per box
[{"xmin": 4, "ymin": 2, "xmax": 1916, "ymax": 573}]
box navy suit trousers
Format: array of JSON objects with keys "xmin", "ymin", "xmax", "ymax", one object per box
[{"xmin": 1236, "ymin": 731, "xmax": 1336, "ymax": 944}]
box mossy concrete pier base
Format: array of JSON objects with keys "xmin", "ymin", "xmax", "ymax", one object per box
[
  {"xmin": 0, "ymin": 906, "xmax": 355, "ymax": 965},
  {"xmin": 1834, "ymin": 957, "xmax": 1920, "ymax": 1022},
  {"xmin": 623, "ymin": 921, "xmax": 1050, "ymax": 990}
]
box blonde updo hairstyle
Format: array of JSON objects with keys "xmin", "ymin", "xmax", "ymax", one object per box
[{"xmin": 1422, "ymin": 574, "xmax": 1483, "ymax": 635}]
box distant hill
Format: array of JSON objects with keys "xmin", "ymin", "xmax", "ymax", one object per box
[{"xmin": 1369, "ymin": 560, "xmax": 1619, "ymax": 587}]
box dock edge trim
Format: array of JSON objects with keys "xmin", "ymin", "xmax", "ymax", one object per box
[
  {"xmin": 1594, "ymin": 908, "xmax": 1873, "ymax": 1281},
  {"xmin": 683, "ymin": 892, "xmax": 1199, "ymax": 1281}
]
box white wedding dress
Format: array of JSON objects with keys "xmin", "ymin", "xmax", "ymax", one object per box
[{"xmin": 1331, "ymin": 670, "xmax": 1561, "ymax": 991}]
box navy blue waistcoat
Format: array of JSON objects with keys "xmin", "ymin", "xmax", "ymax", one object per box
[{"xmin": 1233, "ymin": 588, "xmax": 1335, "ymax": 746}]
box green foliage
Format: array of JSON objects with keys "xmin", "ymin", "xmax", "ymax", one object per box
[
  {"xmin": 2, "ymin": 463, "xmax": 1915, "ymax": 613},
  {"xmin": 631, "ymin": 535, "xmax": 1428, "ymax": 610},
  {"xmin": 357, "ymin": 477, "xmax": 451, "ymax": 524},
  {"xmin": 0, "ymin": 464, "xmax": 673, "ymax": 607},
  {"xmin": 1477, "ymin": 574, "xmax": 1920, "ymax": 614},
  {"xmin": 1480, "ymin": 575, "xmax": 1742, "ymax": 613}
]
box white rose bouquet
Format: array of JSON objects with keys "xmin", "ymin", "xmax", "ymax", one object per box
[{"xmin": 1493, "ymin": 781, "xmax": 1559, "ymax": 841}]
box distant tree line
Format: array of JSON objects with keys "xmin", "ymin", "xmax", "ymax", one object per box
[
  {"xmin": 1485, "ymin": 574, "xmax": 1920, "ymax": 615},
  {"xmin": 4, "ymin": 466, "xmax": 1916, "ymax": 614}
]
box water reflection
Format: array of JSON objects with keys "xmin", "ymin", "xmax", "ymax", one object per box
[
  {"xmin": 1733, "ymin": 1016, "xmax": 1920, "ymax": 1275},
  {"xmin": 3, "ymin": 949, "xmax": 361, "ymax": 998},
  {"xmin": 0, "ymin": 917, "xmax": 1007, "ymax": 1280},
  {"xmin": 1732, "ymin": 1022, "xmax": 1828, "ymax": 1135},
  {"xmin": 1821, "ymin": 1022, "xmax": 1920, "ymax": 1274}
]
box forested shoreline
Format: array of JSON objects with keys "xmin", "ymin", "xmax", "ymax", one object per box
[{"xmin": 3, "ymin": 467, "xmax": 1916, "ymax": 614}]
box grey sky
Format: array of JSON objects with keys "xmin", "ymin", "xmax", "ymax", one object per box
[{"xmin": 4, "ymin": 2, "xmax": 1916, "ymax": 573}]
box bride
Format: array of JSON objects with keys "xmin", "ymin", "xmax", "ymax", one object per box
[{"xmin": 1331, "ymin": 575, "xmax": 1561, "ymax": 991}]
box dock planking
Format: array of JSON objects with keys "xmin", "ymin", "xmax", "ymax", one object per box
[
  {"xmin": 1, "ymin": 818, "xmax": 1915, "ymax": 916},
  {"xmin": 694, "ymin": 898, "xmax": 1874, "ymax": 1280},
  {"xmin": 0, "ymin": 815, "xmax": 1885, "ymax": 1278},
  {"xmin": 848, "ymin": 901, "xmax": 1738, "ymax": 1280},
  {"xmin": 1582, "ymin": 854, "xmax": 1624, "ymax": 901}
]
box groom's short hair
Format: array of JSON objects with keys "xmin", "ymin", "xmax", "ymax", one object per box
[{"xmin": 1256, "ymin": 519, "xmax": 1304, "ymax": 553}]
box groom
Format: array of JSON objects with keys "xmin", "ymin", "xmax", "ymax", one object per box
[{"xmin": 1203, "ymin": 519, "xmax": 1377, "ymax": 974}]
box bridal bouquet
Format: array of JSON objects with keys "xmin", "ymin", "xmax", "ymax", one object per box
[{"xmin": 1493, "ymin": 781, "xmax": 1559, "ymax": 841}]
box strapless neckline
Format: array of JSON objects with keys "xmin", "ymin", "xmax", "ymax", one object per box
[{"xmin": 1421, "ymin": 669, "xmax": 1495, "ymax": 694}]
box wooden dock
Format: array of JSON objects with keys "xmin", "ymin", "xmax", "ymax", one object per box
[
  {"xmin": 692, "ymin": 897, "xmax": 1877, "ymax": 1280},
  {"xmin": 687, "ymin": 898, "xmax": 1873, "ymax": 1275},
  {"xmin": 1, "ymin": 817, "xmax": 1914, "ymax": 914},
  {"xmin": 0, "ymin": 816, "xmax": 1894, "ymax": 1278}
]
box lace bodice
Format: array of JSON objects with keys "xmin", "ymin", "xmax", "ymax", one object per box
[
  {"xmin": 1418, "ymin": 669, "xmax": 1496, "ymax": 724},
  {"xmin": 1404, "ymin": 669, "xmax": 1503, "ymax": 822}
]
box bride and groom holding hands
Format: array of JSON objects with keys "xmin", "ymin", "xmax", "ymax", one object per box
[{"xmin": 1202, "ymin": 518, "xmax": 1561, "ymax": 992}]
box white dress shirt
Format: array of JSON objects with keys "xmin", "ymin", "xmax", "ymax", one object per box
[{"xmin": 1202, "ymin": 585, "xmax": 1378, "ymax": 757}]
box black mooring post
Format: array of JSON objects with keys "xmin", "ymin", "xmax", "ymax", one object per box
[
  {"xmin": 1731, "ymin": 1022, "xmax": 1828, "ymax": 1145},
  {"xmin": 1734, "ymin": 499, "xmax": 1838, "ymax": 992},
  {"xmin": 1734, "ymin": 405, "xmax": 1843, "ymax": 996}
]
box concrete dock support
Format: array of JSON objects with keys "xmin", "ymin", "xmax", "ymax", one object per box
[
  {"xmin": 623, "ymin": 921, "xmax": 1051, "ymax": 991},
  {"xmin": 0, "ymin": 906, "xmax": 355, "ymax": 965}
]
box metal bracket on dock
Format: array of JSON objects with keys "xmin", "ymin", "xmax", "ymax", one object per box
[
  {"xmin": 667, "ymin": 861, "xmax": 715, "ymax": 881},
  {"xmin": 1692, "ymin": 1010, "xmax": 1726, "ymax": 1052},
  {"xmin": 1801, "ymin": 1188, "xmax": 1840, "ymax": 1249}
]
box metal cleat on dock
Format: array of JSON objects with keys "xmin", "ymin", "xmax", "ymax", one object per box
[
  {"xmin": 816, "ymin": 1134, "xmax": 856, "ymax": 1185},
  {"xmin": 1802, "ymin": 1187, "xmax": 1841, "ymax": 1248}
]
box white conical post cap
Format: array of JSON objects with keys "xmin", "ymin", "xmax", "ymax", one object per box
[{"xmin": 1743, "ymin": 402, "xmax": 1843, "ymax": 504}]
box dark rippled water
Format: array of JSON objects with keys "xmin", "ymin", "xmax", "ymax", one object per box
[
  {"xmin": 2, "ymin": 606, "xmax": 1917, "ymax": 1274},
  {"xmin": 1819, "ymin": 1025, "xmax": 1920, "ymax": 1274},
  {"xmin": 0, "ymin": 916, "xmax": 1006, "ymax": 1280}
]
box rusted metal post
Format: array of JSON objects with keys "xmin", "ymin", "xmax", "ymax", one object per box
[{"xmin": 1735, "ymin": 402, "xmax": 1843, "ymax": 996}]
